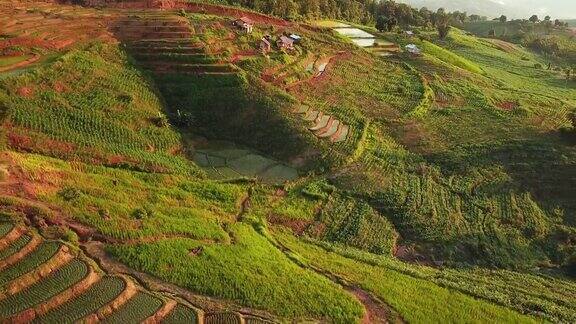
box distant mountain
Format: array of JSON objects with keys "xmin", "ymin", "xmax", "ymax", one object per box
[
  {"xmin": 397, "ymin": 0, "xmax": 508, "ymax": 18},
  {"xmin": 398, "ymin": 0, "xmax": 576, "ymax": 20}
]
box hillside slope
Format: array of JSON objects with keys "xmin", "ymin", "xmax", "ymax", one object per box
[{"xmin": 0, "ymin": 0, "xmax": 575, "ymax": 323}]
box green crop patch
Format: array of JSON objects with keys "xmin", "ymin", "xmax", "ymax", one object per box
[
  {"xmin": 0, "ymin": 235, "xmax": 32, "ymax": 261},
  {"xmin": 101, "ymin": 291, "xmax": 163, "ymax": 323},
  {"xmin": 0, "ymin": 259, "xmax": 89, "ymax": 317},
  {"xmin": 0, "ymin": 241, "xmax": 60, "ymax": 286},
  {"xmin": 37, "ymin": 276, "xmax": 128, "ymax": 323},
  {"xmin": 162, "ymin": 303, "xmax": 198, "ymax": 324},
  {"xmin": 107, "ymin": 223, "xmax": 364, "ymax": 322}
]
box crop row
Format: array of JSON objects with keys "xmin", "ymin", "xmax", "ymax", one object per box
[
  {"xmin": 0, "ymin": 242, "xmax": 60, "ymax": 287},
  {"xmin": 101, "ymin": 291, "xmax": 163, "ymax": 323},
  {"xmin": 0, "ymin": 222, "xmax": 14, "ymax": 238},
  {"xmin": 162, "ymin": 304, "xmax": 198, "ymax": 324},
  {"xmin": 37, "ymin": 276, "xmax": 128, "ymax": 323},
  {"xmin": 0, "ymin": 259, "xmax": 88, "ymax": 317},
  {"xmin": 0, "ymin": 235, "xmax": 32, "ymax": 261}
]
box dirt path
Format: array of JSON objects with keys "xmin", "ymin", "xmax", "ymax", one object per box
[
  {"xmin": 347, "ymin": 286, "xmax": 397, "ymax": 324},
  {"xmin": 264, "ymin": 229, "xmax": 403, "ymax": 323}
]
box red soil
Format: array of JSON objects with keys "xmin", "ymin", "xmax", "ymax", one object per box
[
  {"xmin": 230, "ymin": 50, "xmax": 258, "ymax": 63},
  {"xmin": 496, "ymin": 101, "xmax": 518, "ymax": 111},
  {"xmin": 347, "ymin": 287, "xmax": 390, "ymax": 324},
  {"xmin": 268, "ymin": 214, "xmax": 313, "ymax": 236},
  {"xmin": 17, "ymin": 86, "xmax": 34, "ymax": 98}
]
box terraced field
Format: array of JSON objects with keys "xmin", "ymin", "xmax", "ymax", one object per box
[
  {"xmin": 0, "ymin": 217, "xmax": 260, "ymax": 323},
  {"xmin": 0, "ymin": 1, "xmax": 115, "ymax": 74},
  {"xmin": 0, "ymin": 0, "xmax": 574, "ymax": 323}
]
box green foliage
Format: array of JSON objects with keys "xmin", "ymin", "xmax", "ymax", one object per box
[
  {"xmin": 106, "ymin": 223, "xmax": 363, "ymax": 322},
  {"xmin": 421, "ymin": 40, "xmax": 484, "ymax": 74},
  {"xmin": 312, "ymin": 194, "xmax": 398, "ymax": 255},
  {"xmin": 0, "ymin": 242, "xmax": 61, "ymax": 286},
  {"xmin": 0, "ymin": 259, "xmax": 89, "ymax": 317},
  {"xmin": 0, "ymin": 234, "xmax": 32, "ymax": 260},
  {"xmin": 276, "ymin": 231, "xmax": 539, "ymax": 324},
  {"xmin": 37, "ymin": 276, "xmax": 127, "ymax": 323},
  {"xmin": 0, "ymin": 44, "xmax": 193, "ymax": 174},
  {"xmin": 101, "ymin": 292, "xmax": 163, "ymax": 323},
  {"xmin": 163, "ymin": 304, "xmax": 198, "ymax": 324}
]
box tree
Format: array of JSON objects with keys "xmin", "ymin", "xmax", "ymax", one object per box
[
  {"xmin": 544, "ymin": 15, "xmax": 551, "ymax": 21},
  {"xmin": 375, "ymin": 15, "xmax": 397, "ymax": 32},
  {"xmin": 376, "ymin": 15, "xmax": 388, "ymax": 32},
  {"xmin": 499, "ymin": 15, "xmax": 507, "ymax": 23},
  {"xmin": 529, "ymin": 15, "xmax": 539, "ymax": 23},
  {"xmin": 434, "ymin": 8, "xmax": 451, "ymax": 39},
  {"xmin": 469, "ymin": 14, "xmax": 481, "ymax": 22}
]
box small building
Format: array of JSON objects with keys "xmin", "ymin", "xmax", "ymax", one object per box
[
  {"xmin": 405, "ymin": 44, "xmax": 421, "ymax": 55},
  {"xmin": 289, "ymin": 34, "xmax": 302, "ymax": 43},
  {"xmin": 277, "ymin": 35, "xmax": 294, "ymax": 50},
  {"xmin": 260, "ymin": 37, "xmax": 271, "ymax": 53},
  {"xmin": 233, "ymin": 17, "xmax": 254, "ymax": 33},
  {"xmin": 404, "ymin": 30, "xmax": 415, "ymax": 37}
]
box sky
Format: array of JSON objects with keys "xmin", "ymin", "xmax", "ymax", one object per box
[
  {"xmin": 399, "ymin": 0, "xmax": 576, "ymax": 19},
  {"xmin": 494, "ymin": 0, "xmax": 576, "ymax": 19}
]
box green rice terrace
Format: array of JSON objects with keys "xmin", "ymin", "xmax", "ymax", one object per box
[{"xmin": 0, "ymin": 0, "xmax": 575, "ymax": 323}]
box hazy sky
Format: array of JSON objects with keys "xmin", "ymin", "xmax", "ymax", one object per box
[
  {"xmin": 494, "ymin": 0, "xmax": 576, "ymax": 19},
  {"xmin": 400, "ymin": 0, "xmax": 576, "ymax": 19}
]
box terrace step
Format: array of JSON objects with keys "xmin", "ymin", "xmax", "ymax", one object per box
[
  {"xmin": 0, "ymin": 259, "xmax": 89, "ymax": 319},
  {"xmin": 6, "ymin": 263, "xmax": 100, "ymax": 323},
  {"xmin": 0, "ymin": 235, "xmax": 32, "ymax": 261},
  {"xmin": 318, "ymin": 120, "xmax": 341, "ymax": 138},
  {"xmin": 0, "ymin": 235, "xmax": 41, "ymax": 272},
  {"xmin": 115, "ymin": 20, "xmax": 187, "ymax": 27},
  {"xmin": 331, "ymin": 123, "xmax": 349, "ymax": 143},
  {"xmin": 143, "ymin": 298, "xmax": 177, "ymax": 323},
  {"xmin": 131, "ymin": 54, "xmax": 217, "ymax": 64},
  {"xmin": 205, "ymin": 312, "xmax": 242, "ymax": 324},
  {"xmin": 162, "ymin": 303, "xmax": 199, "ymax": 323},
  {"xmin": 36, "ymin": 276, "xmax": 128, "ymax": 323},
  {"xmin": 128, "ymin": 46, "xmax": 204, "ymax": 54},
  {"xmin": 0, "ymin": 225, "xmax": 23, "ymax": 251},
  {"xmin": 81, "ymin": 275, "xmax": 137, "ymax": 322},
  {"xmin": 145, "ymin": 63, "xmax": 237, "ymax": 74},
  {"xmin": 294, "ymin": 105, "xmax": 309, "ymax": 114},
  {"xmin": 304, "ymin": 110, "xmax": 319, "ymax": 121},
  {"xmin": 112, "ymin": 25, "xmax": 191, "ymax": 33},
  {"xmin": 0, "ymin": 245, "xmax": 74, "ymax": 299},
  {"xmin": 100, "ymin": 291, "xmax": 163, "ymax": 323},
  {"xmin": 116, "ymin": 31, "xmax": 193, "ymax": 39},
  {"xmin": 309, "ymin": 115, "xmax": 331, "ymax": 131},
  {"xmin": 314, "ymin": 117, "xmax": 335, "ymax": 135},
  {"xmin": 128, "ymin": 39, "xmax": 195, "ymax": 47}
]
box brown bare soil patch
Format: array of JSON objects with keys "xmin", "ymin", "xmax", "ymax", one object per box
[
  {"xmin": 496, "ymin": 101, "xmax": 518, "ymax": 111},
  {"xmin": 268, "ymin": 214, "xmax": 313, "ymax": 236},
  {"xmin": 347, "ymin": 286, "xmax": 396, "ymax": 324},
  {"xmin": 16, "ymin": 86, "xmax": 34, "ymax": 98}
]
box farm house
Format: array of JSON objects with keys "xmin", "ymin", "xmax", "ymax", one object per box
[
  {"xmin": 233, "ymin": 16, "xmax": 254, "ymax": 33},
  {"xmin": 277, "ymin": 35, "xmax": 294, "ymax": 50},
  {"xmin": 260, "ymin": 37, "xmax": 271, "ymax": 53}
]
